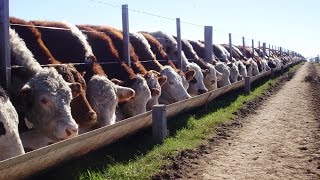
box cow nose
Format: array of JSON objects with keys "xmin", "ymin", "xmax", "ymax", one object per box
[
  {"xmin": 198, "ymin": 89, "xmax": 207, "ymax": 94},
  {"xmin": 65, "ymin": 127, "xmax": 78, "ymax": 137},
  {"xmin": 87, "ymin": 111, "xmax": 97, "ymax": 121}
]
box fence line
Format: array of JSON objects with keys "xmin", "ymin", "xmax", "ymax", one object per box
[{"xmin": 1, "ymin": 2, "xmax": 302, "ymax": 90}]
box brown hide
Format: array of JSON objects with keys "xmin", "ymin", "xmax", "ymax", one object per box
[
  {"xmin": 88, "ymin": 25, "xmax": 148, "ymax": 75},
  {"xmin": 30, "ymin": 20, "xmax": 86, "ymax": 63},
  {"xmin": 140, "ymin": 32, "xmax": 168, "ymax": 61},
  {"xmin": 74, "ymin": 26, "xmax": 135, "ymax": 81},
  {"xmin": 180, "ymin": 40, "xmax": 209, "ymax": 70},
  {"xmin": 10, "ymin": 17, "xmax": 58, "ymax": 65},
  {"xmin": 187, "ymin": 40, "xmax": 206, "ymax": 59}
]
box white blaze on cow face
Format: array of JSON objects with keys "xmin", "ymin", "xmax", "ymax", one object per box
[
  {"xmin": 149, "ymin": 32, "xmax": 207, "ymax": 96},
  {"xmin": 144, "ymin": 71, "xmax": 167, "ymax": 111},
  {"xmin": 0, "ymin": 87, "xmax": 25, "ymax": 161},
  {"xmin": 20, "ymin": 67, "xmax": 79, "ymax": 141},
  {"xmin": 87, "ymin": 75, "xmax": 135, "ymax": 126},
  {"xmin": 215, "ymin": 62, "xmax": 231, "ymax": 88},
  {"xmin": 204, "ymin": 63, "xmax": 222, "ymax": 91},
  {"xmin": 186, "ymin": 62, "xmax": 208, "ymax": 96},
  {"xmin": 122, "ymin": 74, "xmax": 151, "ymax": 118},
  {"xmin": 235, "ymin": 60, "xmax": 247, "ymax": 80},
  {"xmin": 248, "ymin": 58, "xmax": 260, "ymax": 76},
  {"xmin": 159, "ymin": 66, "xmax": 191, "ymax": 104},
  {"xmin": 228, "ymin": 63, "xmax": 240, "ymax": 83}
]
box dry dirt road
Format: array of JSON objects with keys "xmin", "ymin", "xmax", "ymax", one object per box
[{"xmin": 156, "ymin": 62, "xmax": 320, "ymax": 180}]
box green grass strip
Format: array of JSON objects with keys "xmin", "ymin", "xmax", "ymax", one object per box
[{"xmin": 79, "ymin": 63, "xmax": 303, "ymax": 180}]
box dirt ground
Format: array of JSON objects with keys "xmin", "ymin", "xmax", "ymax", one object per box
[{"xmin": 154, "ymin": 62, "xmax": 320, "ymax": 180}]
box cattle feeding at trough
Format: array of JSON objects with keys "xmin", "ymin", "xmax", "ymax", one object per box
[
  {"xmin": 10, "ymin": 18, "xmax": 97, "ymax": 130},
  {"xmin": 9, "ymin": 28, "xmax": 79, "ymax": 146},
  {"xmin": 74, "ymin": 25, "xmax": 150, "ymax": 120},
  {"xmin": 148, "ymin": 31, "xmax": 208, "ymax": 96}
]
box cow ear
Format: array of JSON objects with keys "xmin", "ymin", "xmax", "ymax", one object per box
[
  {"xmin": 149, "ymin": 70, "xmax": 161, "ymax": 76},
  {"xmin": 116, "ymin": 86, "xmax": 135, "ymax": 103},
  {"xmin": 20, "ymin": 84, "xmax": 33, "ymax": 108},
  {"xmin": 202, "ymin": 69, "xmax": 209, "ymax": 76},
  {"xmin": 111, "ymin": 78, "xmax": 124, "ymax": 86},
  {"xmin": 185, "ymin": 69, "xmax": 196, "ymax": 82},
  {"xmin": 150, "ymin": 88, "xmax": 160, "ymax": 96},
  {"xmin": 80, "ymin": 71, "xmax": 86, "ymax": 77},
  {"xmin": 20, "ymin": 84, "xmax": 32, "ymax": 97},
  {"xmin": 68, "ymin": 82, "xmax": 82, "ymax": 98},
  {"xmin": 158, "ymin": 75, "xmax": 167, "ymax": 86}
]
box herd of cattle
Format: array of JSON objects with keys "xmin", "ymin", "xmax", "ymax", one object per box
[{"xmin": 0, "ymin": 17, "xmax": 304, "ymax": 161}]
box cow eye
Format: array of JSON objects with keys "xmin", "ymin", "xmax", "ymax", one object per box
[
  {"xmin": 169, "ymin": 81, "xmax": 174, "ymax": 85},
  {"xmin": 40, "ymin": 96, "xmax": 49, "ymax": 105}
]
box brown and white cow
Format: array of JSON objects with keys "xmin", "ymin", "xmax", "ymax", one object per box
[
  {"xmin": 75, "ymin": 25, "xmax": 151, "ymax": 119},
  {"xmin": 139, "ymin": 32, "xmax": 195, "ymax": 104},
  {"xmin": 10, "ymin": 18, "xmax": 97, "ymax": 129},
  {"xmin": 148, "ymin": 31, "xmax": 208, "ymax": 96},
  {"xmin": 181, "ymin": 39, "xmax": 222, "ymax": 91},
  {"xmin": 9, "ymin": 28, "xmax": 79, "ymax": 142}
]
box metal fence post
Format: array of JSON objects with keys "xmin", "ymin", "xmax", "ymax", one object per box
[
  {"xmin": 251, "ymin": 39, "xmax": 254, "ymax": 58},
  {"xmin": 122, "ymin": 4, "xmax": 130, "ymax": 67},
  {"xmin": 229, "ymin": 33, "xmax": 233, "ymax": 61},
  {"xmin": 0, "ymin": 0, "xmax": 10, "ymax": 90},
  {"xmin": 204, "ymin": 26, "xmax": 213, "ymax": 63},
  {"xmin": 244, "ymin": 76, "xmax": 251, "ymax": 94},
  {"xmin": 242, "ymin": 37, "xmax": 246, "ymax": 57},
  {"xmin": 152, "ymin": 104, "xmax": 167, "ymax": 144},
  {"xmin": 176, "ymin": 18, "xmax": 182, "ymax": 69},
  {"xmin": 263, "ymin": 42, "xmax": 266, "ymax": 57}
]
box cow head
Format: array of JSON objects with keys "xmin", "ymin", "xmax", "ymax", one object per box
[
  {"xmin": 203, "ymin": 63, "xmax": 222, "ymax": 91},
  {"xmin": 144, "ymin": 70, "xmax": 167, "ymax": 111},
  {"xmin": 159, "ymin": 66, "xmax": 191, "ymax": 104},
  {"xmin": 215, "ymin": 62, "xmax": 231, "ymax": 88},
  {"xmin": 248, "ymin": 58, "xmax": 260, "ymax": 76},
  {"xmin": 54, "ymin": 64, "xmax": 97, "ymax": 129},
  {"xmin": 228, "ymin": 62, "xmax": 240, "ymax": 83},
  {"xmin": 185, "ymin": 62, "xmax": 208, "ymax": 96},
  {"xmin": 0, "ymin": 86, "xmax": 25, "ymax": 160},
  {"xmin": 88, "ymin": 75, "xmax": 135, "ymax": 127},
  {"xmin": 20, "ymin": 67, "xmax": 78, "ymax": 141},
  {"xmin": 236, "ymin": 60, "xmax": 247, "ymax": 80},
  {"xmin": 120, "ymin": 74, "xmax": 151, "ymax": 118}
]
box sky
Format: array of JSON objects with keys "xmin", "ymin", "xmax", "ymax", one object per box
[{"xmin": 9, "ymin": 0, "xmax": 320, "ymax": 57}]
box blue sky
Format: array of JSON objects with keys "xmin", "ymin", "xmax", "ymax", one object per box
[{"xmin": 10, "ymin": 0, "xmax": 320, "ymax": 57}]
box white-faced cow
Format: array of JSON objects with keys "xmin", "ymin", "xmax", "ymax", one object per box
[
  {"xmin": 11, "ymin": 18, "xmax": 97, "ymax": 130},
  {"xmin": 139, "ymin": 32, "xmax": 194, "ymax": 104},
  {"xmin": 9, "ymin": 28, "xmax": 79, "ymax": 143},
  {"xmin": 77, "ymin": 25, "xmax": 151, "ymax": 119},
  {"xmin": 0, "ymin": 86, "xmax": 25, "ymax": 160},
  {"xmin": 148, "ymin": 31, "xmax": 208, "ymax": 96},
  {"xmin": 180, "ymin": 39, "xmax": 222, "ymax": 91}
]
